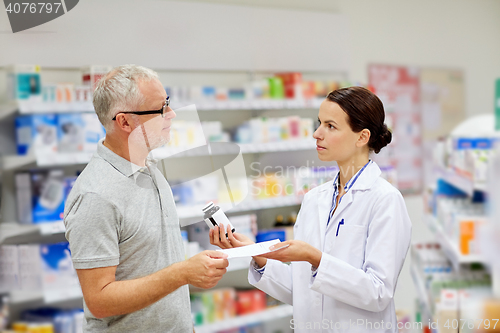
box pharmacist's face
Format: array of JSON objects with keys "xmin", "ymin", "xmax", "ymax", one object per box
[
  {"xmin": 313, "ymin": 100, "xmax": 359, "ymax": 163},
  {"xmin": 129, "ymin": 78, "xmax": 176, "ymax": 150}
]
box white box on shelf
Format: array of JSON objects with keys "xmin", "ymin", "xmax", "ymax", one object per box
[
  {"xmin": 57, "ymin": 113, "xmax": 85, "ymax": 153},
  {"xmin": 82, "ymin": 65, "xmax": 112, "ymax": 92},
  {"xmin": 15, "ymin": 173, "xmax": 33, "ymax": 224},
  {"xmin": 81, "ymin": 113, "xmax": 106, "ymax": 152},
  {"xmin": 0, "ymin": 245, "xmax": 21, "ymax": 291},
  {"xmin": 18, "ymin": 245, "xmax": 43, "ymax": 291}
]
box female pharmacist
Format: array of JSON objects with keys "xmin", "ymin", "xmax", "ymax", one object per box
[{"xmin": 210, "ymin": 86, "xmax": 412, "ymax": 333}]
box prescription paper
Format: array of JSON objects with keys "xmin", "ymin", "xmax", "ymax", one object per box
[{"xmin": 217, "ymin": 239, "xmax": 283, "ymax": 259}]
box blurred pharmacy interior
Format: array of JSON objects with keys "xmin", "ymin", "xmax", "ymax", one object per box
[{"xmin": 1, "ymin": 0, "xmax": 500, "ymax": 332}]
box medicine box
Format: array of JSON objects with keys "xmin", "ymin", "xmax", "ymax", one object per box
[
  {"xmin": 15, "ymin": 114, "xmax": 58, "ymax": 155},
  {"xmin": 82, "ymin": 65, "xmax": 112, "ymax": 92},
  {"xmin": 31, "ymin": 170, "xmax": 65, "ymax": 223},
  {"xmin": 0, "ymin": 245, "xmax": 21, "ymax": 290},
  {"xmin": 40, "ymin": 242, "xmax": 78, "ymax": 291},
  {"xmin": 7, "ymin": 65, "xmax": 41, "ymax": 101},
  {"xmin": 276, "ymin": 72, "xmax": 302, "ymax": 99},
  {"xmin": 18, "ymin": 245, "xmax": 43, "ymax": 291},
  {"xmin": 57, "ymin": 113, "xmax": 105, "ymax": 153},
  {"xmin": 57, "ymin": 114, "xmax": 85, "ymax": 152},
  {"xmin": 15, "ymin": 173, "xmax": 33, "ymax": 224},
  {"xmin": 81, "ymin": 113, "xmax": 106, "ymax": 151}
]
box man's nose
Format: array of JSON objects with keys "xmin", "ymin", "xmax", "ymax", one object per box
[{"xmin": 166, "ymin": 107, "xmax": 176, "ymax": 119}]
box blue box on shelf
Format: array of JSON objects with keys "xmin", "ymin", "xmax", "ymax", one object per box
[
  {"xmin": 256, "ymin": 230, "xmax": 286, "ymax": 243},
  {"xmin": 15, "ymin": 114, "xmax": 58, "ymax": 155}
]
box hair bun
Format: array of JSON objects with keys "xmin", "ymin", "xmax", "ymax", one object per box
[{"xmin": 372, "ymin": 124, "xmax": 392, "ymax": 154}]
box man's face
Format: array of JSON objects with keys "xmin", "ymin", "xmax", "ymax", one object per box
[{"xmin": 129, "ymin": 78, "xmax": 176, "ymax": 151}]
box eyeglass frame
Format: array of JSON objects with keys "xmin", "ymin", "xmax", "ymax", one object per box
[{"xmin": 112, "ymin": 96, "xmax": 170, "ymax": 121}]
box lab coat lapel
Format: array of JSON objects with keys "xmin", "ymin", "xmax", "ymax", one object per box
[
  {"xmin": 327, "ymin": 161, "xmax": 380, "ymax": 229},
  {"xmin": 326, "ymin": 190, "xmax": 353, "ymax": 233},
  {"xmin": 317, "ymin": 183, "xmax": 334, "ymax": 251}
]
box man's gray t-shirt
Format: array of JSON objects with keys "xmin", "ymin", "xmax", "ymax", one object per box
[{"xmin": 64, "ymin": 140, "xmax": 192, "ymax": 332}]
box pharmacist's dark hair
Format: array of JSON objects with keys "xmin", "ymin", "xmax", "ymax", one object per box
[{"xmin": 326, "ymin": 86, "xmax": 392, "ymax": 154}]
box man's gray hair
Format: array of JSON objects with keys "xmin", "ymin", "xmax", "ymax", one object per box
[{"xmin": 93, "ymin": 65, "xmax": 159, "ymax": 130}]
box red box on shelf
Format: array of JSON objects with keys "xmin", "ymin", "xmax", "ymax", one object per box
[
  {"xmin": 275, "ymin": 72, "xmax": 302, "ymax": 99},
  {"xmin": 235, "ymin": 289, "xmax": 267, "ymax": 315}
]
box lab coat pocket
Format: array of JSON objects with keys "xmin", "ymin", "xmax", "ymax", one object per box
[{"xmin": 332, "ymin": 225, "xmax": 367, "ymax": 269}]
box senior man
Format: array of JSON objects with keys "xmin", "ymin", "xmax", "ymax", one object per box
[{"xmin": 64, "ymin": 65, "xmax": 228, "ymax": 332}]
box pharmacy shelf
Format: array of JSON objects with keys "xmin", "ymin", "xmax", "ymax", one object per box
[
  {"xmin": 172, "ymin": 98, "xmax": 323, "ymax": 111},
  {"xmin": 152, "ymin": 139, "xmax": 316, "ymax": 159},
  {"xmin": 1, "ymin": 152, "xmax": 93, "ymax": 170},
  {"xmin": 0, "ymin": 221, "xmax": 65, "ymax": 245},
  {"xmin": 0, "ymin": 195, "xmax": 302, "ymax": 244},
  {"xmin": 8, "ymin": 287, "xmax": 82, "ymax": 305},
  {"xmin": 410, "ymin": 261, "xmax": 433, "ymax": 317},
  {"xmin": 425, "ymin": 215, "xmax": 487, "ymax": 271},
  {"xmin": 435, "ymin": 166, "xmax": 487, "ymax": 196},
  {"xmin": 0, "ymin": 98, "xmax": 322, "ymax": 120},
  {"xmin": 194, "ymin": 304, "xmax": 293, "ymax": 333},
  {"xmin": 0, "ymin": 101, "xmax": 94, "ymax": 117},
  {"xmin": 1, "ymin": 140, "xmax": 316, "ymax": 170},
  {"xmin": 177, "ymin": 196, "xmax": 303, "ymax": 220}
]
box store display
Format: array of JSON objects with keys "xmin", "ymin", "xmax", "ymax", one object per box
[
  {"xmin": 235, "ymin": 116, "xmax": 313, "ymax": 144},
  {"xmin": 414, "ymin": 114, "xmax": 500, "ymax": 333},
  {"xmin": 368, "ymin": 64, "xmax": 422, "ymax": 193},
  {"xmin": 0, "ymin": 242, "xmax": 78, "ymax": 294},
  {"xmin": 191, "ymin": 288, "xmax": 238, "ymax": 326},
  {"xmin": 4, "ymin": 307, "xmax": 84, "ymax": 333},
  {"xmin": 411, "ymin": 242, "xmax": 492, "ymax": 332},
  {"xmin": 15, "ymin": 113, "xmax": 105, "ymax": 156},
  {"xmin": 14, "ymin": 170, "xmax": 79, "ymax": 225}
]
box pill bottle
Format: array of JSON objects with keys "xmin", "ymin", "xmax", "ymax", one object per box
[{"xmin": 202, "ymin": 202, "xmax": 235, "ymax": 236}]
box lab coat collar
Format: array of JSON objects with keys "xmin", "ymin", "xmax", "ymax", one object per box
[
  {"xmin": 317, "ymin": 161, "xmax": 380, "ymax": 193},
  {"xmin": 348, "ymin": 160, "xmax": 381, "ymax": 191}
]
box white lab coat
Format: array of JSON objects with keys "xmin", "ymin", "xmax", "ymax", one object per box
[{"xmin": 249, "ymin": 161, "xmax": 412, "ymax": 333}]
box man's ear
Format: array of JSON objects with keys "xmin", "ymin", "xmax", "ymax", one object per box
[
  {"xmin": 356, "ymin": 129, "xmax": 370, "ymax": 148},
  {"xmin": 115, "ymin": 114, "xmax": 133, "ymax": 133}
]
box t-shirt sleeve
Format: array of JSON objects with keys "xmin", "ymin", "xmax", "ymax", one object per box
[{"xmin": 64, "ymin": 192, "xmax": 121, "ymax": 269}]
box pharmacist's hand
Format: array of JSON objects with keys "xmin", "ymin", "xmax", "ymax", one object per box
[
  {"xmin": 258, "ymin": 240, "xmax": 322, "ymax": 268},
  {"xmin": 184, "ymin": 250, "xmax": 229, "ymax": 289},
  {"xmin": 210, "ymin": 223, "xmax": 254, "ymax": 249}
]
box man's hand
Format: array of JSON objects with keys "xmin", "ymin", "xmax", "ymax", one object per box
[
  {"xmin": 182, "ymin": 250, "xmax": 229, "ymax": 289},
  {"xmin": 209, "ymin": 223, "xmax": 268, "ymax": 269},
  {"xmin": 209, "ymin": 223, "xmax": 254, "ymax": 249}
]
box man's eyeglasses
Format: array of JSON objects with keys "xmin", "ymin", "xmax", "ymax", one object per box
[{"xmin": 112, "ymin": 96, "xmax": 170, "ymax": 121}]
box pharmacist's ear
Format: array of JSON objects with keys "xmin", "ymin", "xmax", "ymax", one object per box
[
  {"xmin": 356, "ymin": 129, "xmax": 370, "ymax": 148},
  {"xmin": 115, "ymin": 114, "xmax": 134, "ymax": 133}
]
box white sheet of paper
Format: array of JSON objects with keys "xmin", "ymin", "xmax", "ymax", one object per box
[{"xmin": 217, "ymin": 239, "xmax": 282, "ymax": 259}]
